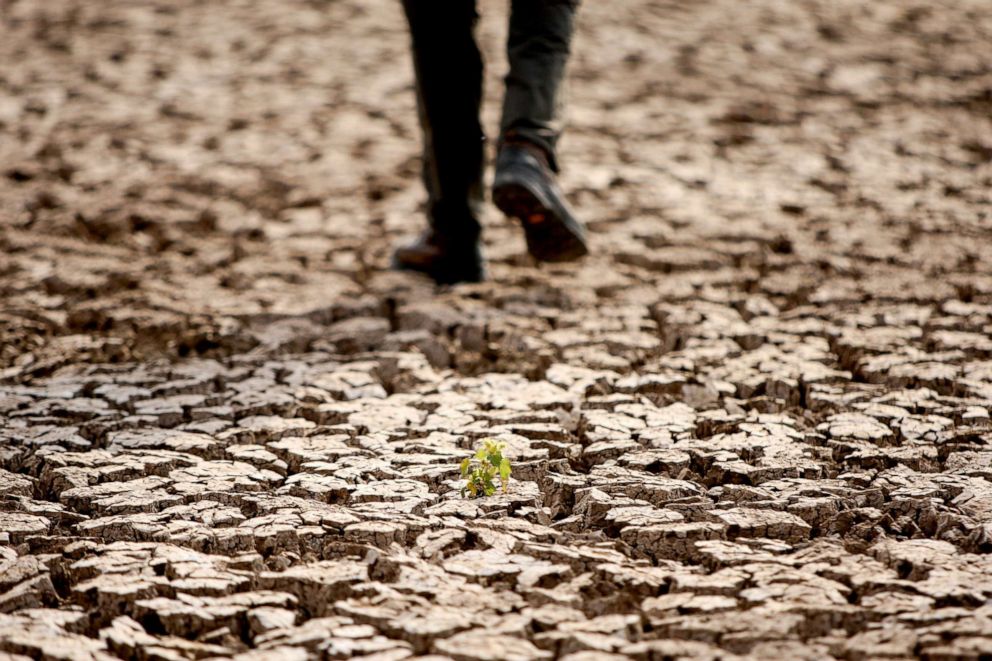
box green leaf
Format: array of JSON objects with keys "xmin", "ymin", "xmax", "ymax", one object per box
[
  {"xmin": 462, "ymin": 440, "xmax": 513, "ymax": 499},
  {"xmin": 499, "ymin": 458, "xmax": 511, "ymax": 481}
]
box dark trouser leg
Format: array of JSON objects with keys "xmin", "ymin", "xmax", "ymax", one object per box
[
  {"xmin": 401, "ymin": 0, "xmax": 485, "ymax": 239},
  {"xmin": 500, "ymin": 0, "xmax": 579, "ymax": 172}
]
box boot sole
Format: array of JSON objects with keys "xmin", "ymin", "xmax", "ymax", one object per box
[
  {"xmin": 391, "ymin": 249, "xmax": 485, "ymax": 285},
  {"xmin": 492, "ymin": 181, "xmax": 589, "ymax": 263},
  {"xmin": 389, "ymin": 257, "xmax": 486, "ymax": 285}
]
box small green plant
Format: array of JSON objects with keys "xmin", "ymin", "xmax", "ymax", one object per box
[{"xmin": 460, "ymin": 439, "xmax": 512, "ymax": 498}]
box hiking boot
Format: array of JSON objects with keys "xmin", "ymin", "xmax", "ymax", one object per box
[
  {"xmin": 492, "ymin": 142, "xmax": 589, "ymax": 262},
  {"xmin": 391, "ymin": 228, "xmax": 485, "ymax": 285}
]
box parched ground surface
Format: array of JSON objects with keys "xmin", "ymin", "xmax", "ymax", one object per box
[{"xmin": 2, "ymin": 0, "xmax": 992, "ymax": 658}]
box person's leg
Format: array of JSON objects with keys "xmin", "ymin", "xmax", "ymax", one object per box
[
  {"xmin": 394, "ymin": 0, "xmax": 486, "ymax": 283},
  {"xmin": 493, "ymin": 0, "xmax": 587, "ymax": 262},
  {"xmin": 500, "ymin": 0, "xmax": 579, "ymax": 172}
]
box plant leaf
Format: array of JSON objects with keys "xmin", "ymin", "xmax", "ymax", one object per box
[
  {"xmin": 463, "ymin": 441, "xmax": 512, "ymax": 499},
  {"xmin": 499, "ymin": 457, "xmax": 511, "ymax": 481}
]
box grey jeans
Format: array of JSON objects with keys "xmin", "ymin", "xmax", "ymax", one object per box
[{"xmin": 400, "ymin": 0, "xmax": 578, "ymax": 237}]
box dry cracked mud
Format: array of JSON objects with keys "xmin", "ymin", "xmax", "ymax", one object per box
[{"xmin": 2, "ymin": 0, "xmax": 992, "ymax": 659}]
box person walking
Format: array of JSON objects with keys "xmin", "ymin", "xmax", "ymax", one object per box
[{"xmin": 393, "ymin": 0, "xmax": 589, "ymax": 285}]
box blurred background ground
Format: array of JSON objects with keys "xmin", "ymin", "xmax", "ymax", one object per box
[{"xmin": 2, "ymin": 0, "xmax": 989, "ymax": 377}]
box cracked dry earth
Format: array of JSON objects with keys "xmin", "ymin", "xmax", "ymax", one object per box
[{"xmin": 1, "ymin": 1, "xmax": 992, "ymax": 660}]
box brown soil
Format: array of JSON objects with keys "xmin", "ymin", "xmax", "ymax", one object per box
[{"xmin": 1, "ymin": 0, "xmax": 991, "ymax": 659}]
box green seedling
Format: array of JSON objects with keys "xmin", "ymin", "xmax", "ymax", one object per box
[{"xmin": 460, "ymin": 438, "xmax": 512, "ymax": 498}]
